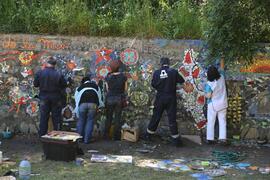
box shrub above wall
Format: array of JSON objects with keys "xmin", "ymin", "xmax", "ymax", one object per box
[{"xmin": 0, "ymin": 0, "xmax": 203, "ymax": 39}]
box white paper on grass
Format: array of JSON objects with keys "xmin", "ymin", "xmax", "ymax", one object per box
[{"xmin": 91, "ymin": 154, "xmax": 133, "ymax": 163}]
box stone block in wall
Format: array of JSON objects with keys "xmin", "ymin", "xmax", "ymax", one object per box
[
  {"xmin": 0, "ymin": 123, "xmax": 7, "ymax": 132},
  {"xmin": 240, "ymin": 126, "xmax": 249, "ymax": 139},
  {"xmin": 0, "ymin": 105, "xmax": 10, "ymax": 115},
  {"xmin": 19, "ymin": 121, "xmax": 30, "ymax": 134},
  {"xmin": 29, "ymin": 124, "xmax": 38, "ymax": 134},
  {"xmin": 242, "ymin": 127, "xmax": 258, "ymax": 139}
]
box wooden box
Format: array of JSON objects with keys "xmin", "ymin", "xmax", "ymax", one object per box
[
  {"xmin": 121, "ymin": 128, "xmax": 139, "ymax": 142},
  {"xmin": 41, "ymin": 131, "xmax": 81, "ymax": 161}
]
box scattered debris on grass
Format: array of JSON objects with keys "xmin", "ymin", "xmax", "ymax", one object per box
[
  {"xmin": 87, "ymin": 150, "xmax": 99, "ymax": 153},
  {"xmin": 91, "ymin": 155, "xmax": 133, "ymax": 164}
]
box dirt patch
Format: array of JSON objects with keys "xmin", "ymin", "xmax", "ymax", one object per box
[
  {"xmin": 0, "ymin": 135, "xmax": 269, "ymax": 180},
  {"xmin": 1, "ymin": 135, "xmax": 269, "ymax": 166}
]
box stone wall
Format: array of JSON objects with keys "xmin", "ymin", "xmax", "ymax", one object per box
[{"xmin": 0, "ymin": 34, "xmax": 269, "ymax": 140}]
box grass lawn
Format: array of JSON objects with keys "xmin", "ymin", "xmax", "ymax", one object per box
[{"xmin": 29, "ymin": 160, "xmax": 269, "ymax": 180}]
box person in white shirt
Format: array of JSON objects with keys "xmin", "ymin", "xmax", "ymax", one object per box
[{"xmin": 204, "ymin": 60, "xmax": 228, "ymax": 145}]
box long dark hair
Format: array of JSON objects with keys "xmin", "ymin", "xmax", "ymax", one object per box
[{"xmin": 207, "ymin": 66, "xmax": 221, "ymax": 82}]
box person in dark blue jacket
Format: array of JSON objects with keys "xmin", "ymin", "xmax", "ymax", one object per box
[
  {"xmin": 145, "ymin": 57, "xmax": 185, "ymax": 146},
  {"xmin": 34, "ymin": 57, "xmax": 67, "ymax": 136}
]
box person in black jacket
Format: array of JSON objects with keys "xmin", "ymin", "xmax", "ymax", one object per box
[
  {"xmin": 74, "ymin": 76, "xmax": 101, "ymax": 144},
  {"xmin": 145, "ymin": 57, "xmax": 185, "ymax": 146},
  {"xmin": 34, "ymin": 57, "xmax": 67, "ymax": 136}
]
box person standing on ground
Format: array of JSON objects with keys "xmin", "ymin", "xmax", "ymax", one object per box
[
  {"xmin": 145, "ymin": 57, "xmax": 185, "ymax": 147},
  {"xmin": 34, "ymin": 57, "xmax": 67, "ymax": 136},
  {"xmin": 74, "ymin": 76, "xmax": 104, "ymax": 144},
  {"xmin": 204, "ymin": 59, "xmax": 228, "ymax": 145},
  {"xmin": 104, "ymin": 60, "xmax": 128, "ymax": 140}
]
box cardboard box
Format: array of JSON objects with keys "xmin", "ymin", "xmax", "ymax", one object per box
[{"xmin": 121, "ymin": 128, "xmax": 139, "ymax": 142}]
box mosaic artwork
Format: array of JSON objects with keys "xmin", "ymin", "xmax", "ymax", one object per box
[
  {"xmin": 26, "ymin": 99, "xmax": 39, "ymax": 117},
  {"xmin": 130, "ymin": 91, "xmax": 149, "ymax": 107},
  {"xmin": 0, "ymin": 45, "xmax": 220, "ymax": 132},
  {"xmin": 0, "ymin": 35, "xmax": 269, "ymax": 138},
  {"xmin": 91, "ymin": 48, "xmax": 119, "ymax": 80},
  {"xmin": 178, "ymin": 49, "xmax": 207, "ymax": 129},
  {"xmin": 120, "ymin": 48, "xmax": 139, "ymax": 66}
]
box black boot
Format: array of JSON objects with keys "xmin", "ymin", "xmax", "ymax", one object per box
[
  {"xmin": 169, "ymin": 136, "xmax": 183, "ymax": 147},
  {"xmin": 142, "ymin": 132, "xmax": 152, "ymax": 141},
  {"xmin": 205, "ymin": 140, "xmax": 216, "ymax": 145}
]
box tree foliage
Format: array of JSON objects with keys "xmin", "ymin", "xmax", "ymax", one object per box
[{"xmin": 203, "ymin": 0, "xmax": 270, "ymax": 64}]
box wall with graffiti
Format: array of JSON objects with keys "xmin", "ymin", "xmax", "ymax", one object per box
[{"xmin": 0, "ymin": 34, "xmax": 269, "ymax": 140}]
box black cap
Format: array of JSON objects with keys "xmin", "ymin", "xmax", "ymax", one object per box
[
  {"xmin": 160, "ymin": 57, "xmax": 170, "ymax": 66},
  {"xmin": 47, "ymin": 57, "xmax": 57, "ymax": 66}
]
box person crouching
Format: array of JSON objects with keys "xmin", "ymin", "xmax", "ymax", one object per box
[{"xmin": 74, "ymin": 76, "xmax": 104, "ymax": 144}]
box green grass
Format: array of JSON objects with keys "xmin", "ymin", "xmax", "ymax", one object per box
[
  {"xmin": 1, "ymin": 160, "xmax": 269, "ymax": 180},
  {"xmin": 30, "ymin": 161, "xmax": 189, "ymax": 180}
]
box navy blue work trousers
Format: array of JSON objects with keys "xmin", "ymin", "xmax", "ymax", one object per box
[
  {"xmin": 39, "ymin": 96, "xmax": 62, "ymax": 136},
  {"xmin": 148, "ymin": 95, "xmax": 179, "ymax": 136}
]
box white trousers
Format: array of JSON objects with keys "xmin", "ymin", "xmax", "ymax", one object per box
[{"xmin": 207, "ymin": 103, "xmax": 227, "ymax": 140}]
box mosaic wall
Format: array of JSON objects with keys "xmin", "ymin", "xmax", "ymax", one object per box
[
  {"xmin": 226, "ymin": 47, "xmax": 270, "ymax": 140},
  {"xmin": 0, "ymin": 34, "xmax": 269, "ymax": 139}
]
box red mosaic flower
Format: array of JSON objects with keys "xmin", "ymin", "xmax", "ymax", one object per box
[
  {"xmin": 95, "ymin": 48, "xmax": 113, "ymax": 65},
  {"xmin": 19, "ymin": 51, "xmax": 34, "ymax": 66},
  {"xmin": 197, "ymin": 95, "xmax": 205, "ymax": 105},
  {"xmin": 196, "ymin": 120, "xmax": 207, "ymax": 129},
  {"xmin": 192, "ymin": 67, "xmax": 200, "ymax": 78},
  {"xmin": 184, "ymin": 51, "xmax": 192, "ymax": 64},
  {"xmin": 179, "ymin": 66, "xmax": 189, "ymax": 77}
]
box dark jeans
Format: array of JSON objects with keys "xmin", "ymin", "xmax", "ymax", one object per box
[
  {"xmin": 105, "ymin": 96, "xmax": 123, "ymax": 139},
  {"xmin": 39, "ymin": 97, "xmax": 62, "ymax": 136},
  {"xmin": 76, "ymin": 103, "xmax": 96, "ymax": 144},
  {"xmin": 148, "ymin": 95, "xmax": 179, "ymax": 136}
]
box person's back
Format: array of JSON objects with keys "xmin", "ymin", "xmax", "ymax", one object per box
[
  {"xmin": 77, "ymin": 80, "xmax": 99, "ymax": 106},
  {"xmin": 34, "ymin": 57, "xmax": 67, "ymax": 136},
  {"xmin": 35, "ymin": 67, "xmax": 65, "ymax": 98},
  {"xmin": 207, "ymin": 70, "xmax": 227, "ymax": 111},
  {"xmin": 152, "ymin": 66, "xmax": 183, "ymax": 96},
  {"xmin": 106, "ymin": 73, "xmax": 126, "ymax": 96},
  {"xmin": 146, "ymin": 57, "xmax": 185, "ymax": 147},
  {"xmin": 205, "ymin": 64, "xmax": 228, "ymax": 144},
  {"xmin": 75, "ymin": 77, "xmax": 100, "ymax": 144},
  {"xmin": 104, "ymin": 60, "xmax": 127, "ymax": 140}
]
